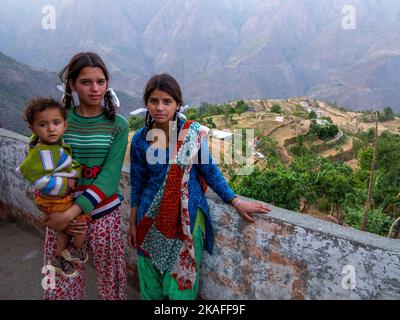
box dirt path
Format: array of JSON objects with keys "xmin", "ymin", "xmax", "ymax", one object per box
[
  {"xmin": 319, "ymin": 135, "xmax": 353, "ymax": 158},
  {"xmin": 267, "ymin": 123, "xmax": 300, "ymax": 162}
]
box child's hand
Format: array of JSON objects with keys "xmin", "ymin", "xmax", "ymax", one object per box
[
  {"xmin": 44, "ymin": 211, "xmax": 70, "ymax": 232},
  {"xmin": 64, "ymin": 220, "xmax": 88, "ymax": 236},
  {"xmin": 67, "ymin": 178, "xmax": 77, "ymax": 190},
  {"xmin": 44, "ymin": 204, "xmax": 82, "ymax": 232},
  {"xmin": 231, "ymin": 197, "xmax": 271, "ymax": 223}
]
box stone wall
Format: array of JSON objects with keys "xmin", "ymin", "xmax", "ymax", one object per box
[{"xmin": 1, "ymin": 128, "xmax": 399, "ymax": 299}]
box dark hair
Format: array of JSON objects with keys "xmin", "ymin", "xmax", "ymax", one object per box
[
  {"xmin": 59, "ymin": 52, "xmax": 116, "ymax": 120},
  {"xmin": 143, "ymin": 73, "xmax": 183, "ymax": 129},
  {"xmin": 23, "ymin": 97, "xmax": 66, "ymax": 147},
  {"xmin": 24, "ymin": 97, "xmax": 66, "ymax": 126}
]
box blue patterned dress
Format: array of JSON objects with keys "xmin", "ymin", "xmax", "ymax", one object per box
[{"xmin": 130, "ymin": 119, "xmax": 236, "ymax": 254}]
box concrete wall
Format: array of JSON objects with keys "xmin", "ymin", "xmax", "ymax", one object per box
[{"xmin": 1, "ymin": 128, "xmax": 399, "ymax": 300}]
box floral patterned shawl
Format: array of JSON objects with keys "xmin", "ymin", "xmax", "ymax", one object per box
[{"xmin": 136, "ymin": 120, "xmax": 209, "ymax": 290}]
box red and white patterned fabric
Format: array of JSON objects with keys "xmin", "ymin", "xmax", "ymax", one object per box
[{"xmin": 43, "ymin": 208, "xmax": 128, "ymax": 300}]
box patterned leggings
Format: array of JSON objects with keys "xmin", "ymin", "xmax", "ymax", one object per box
[{"xmin": 43, "ymin": 208, "xmax": 128, "ymax": 300}]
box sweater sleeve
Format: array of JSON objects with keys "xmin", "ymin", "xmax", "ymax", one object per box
[
  {"xmin": 34, "ymin": 175, "xmax": 68, "ymax": 196},
  {"xmin": 16, "ymin": 148, "xmax": 69, "ymax": 196},
  {"xmin": 195, "ymin": 138, "xmax": 236, "ymax": 203},
  {"xmin": 130, "ymin": 129, "xmax": 148, "ymax": 208},
  {"xmin": 74, "ymin": 118, "xmax": 129, "ymax": 214}
]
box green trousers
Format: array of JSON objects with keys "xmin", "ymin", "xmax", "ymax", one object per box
[{"xmin": 137, "ymin": 209, "xmax": 205, "ymax": 300}]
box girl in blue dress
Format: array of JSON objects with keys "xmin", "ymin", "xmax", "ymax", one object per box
[{"xmin": 128, "ymin": 73, "xmax": 270, "ymax": 300}]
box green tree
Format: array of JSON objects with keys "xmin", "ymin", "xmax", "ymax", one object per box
[
  {"xmin": 315, "ymin": 160, "xmax": 355, "ymax": 222},
  {"xmin": 309, "ymin": 117, "xmax": 339, "ymax": 140},
  {"xmin": 289, "ymin": 155, "xmax": 322, "ymax": 212},
  {"xmin": 257, "ymin": 136, "xmax": 280, "ymax": 159},
  {"xmin": 372, "ymin": 132, "xmax": 400, "ymax": 215},
  {"xmin": 202, "ymin": 117, "xmax": 217, "ymax": 129},
  {"xmin": 289, "ymin": 135, "xmax": 310, "ymax": 156},
  {"xmin": 344, "ymin": 206, "xmax": 394, "ymax": 236},
  {"xmin": 223, "ymin": 104, "xmax": 237, "ymax": 126},
  {"xmin": 309, "ymin": 110, "xmax": 317, "ymax": 119},
  {"xmin": 199, "ymin": 102, "xmax": 210, "ymax": 116},
  {"xmin": 378, "ymin": 107, "xmax": 395, "ymax": 122},
  {"xmin": 271, "ymin": 104, "xmax": 282, "ymax": 114},
  {"xmin": 357, "ymin": 147, "xmax": 373, "ymax": 171},
  {"xmin": 234, "ymin": 100, "xmax": 249, "ymax": 116},
  {"xmin": 128, "ymin": 115, "xmax": 144, "ymax": 131},
  {"xmin": 186, "ymin": 108, "xmax": 202, "ymax": 121},
  {"xmin": 233, "ymin": 165, "xmax": 303, "ymax": 211},
  {"xmin": 355, "ymin": 131, "xmax": 400, "ymax": 216}
]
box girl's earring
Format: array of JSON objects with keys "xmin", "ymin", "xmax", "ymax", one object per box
[{"xmin": 71, "ymin": 91, "xmax": 80, "ymax": 107}]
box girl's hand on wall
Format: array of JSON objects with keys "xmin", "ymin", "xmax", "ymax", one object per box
[{"xmin": 232, "ymin": 198, "xmax": 271, "ymax": 223}]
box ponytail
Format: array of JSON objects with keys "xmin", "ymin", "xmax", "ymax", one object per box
[
  {"xmin": 145, "ymin": 111, "xmax": 154, "ymax": 130},
  {"xmin": 103, "ymin": 89, "xmax": 116, "ymax": 120}
]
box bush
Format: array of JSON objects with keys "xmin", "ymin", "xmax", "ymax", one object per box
[
  {"xmin": 234, "ymin": 100, "xmax": 249, "ymax": 115},
  {"xmin": 289, "ymin": 144, "xmax": 309, "ymax": 156},
  {"xmin": 309, "ymin": 110, "xmax": 317, "ymax": 119},
  {"xmin": 289, "ymin": 135, "xmax": 310, "ymax": 157},
  {"xmin": 292, "ymin": 110, "xmax": 309, "ymax": 119},
  {"xmin": 257, "ymin": 136, "xmax": 279, "ymax": 159},
  {"xmin": 360, "ymin": 114, "xmax": 375, "ymax": 123},
  {"xmin": 271, "ymin": 104, "xmax": 282, "ymax": 113},
  {"xmin": 309, "ymin": 117, "xmax": 339, "ymax": 140},
  {"xmin": 344, "ymin": 206, "xmax": 394, "ymax": 236},
  {"xmin": 202, "ymin": 117, "xmax": 217, "ymax": 128},
  {"xmin": 185, "ymin": 101, "xmax": 250, "ymax": 123},
  {"xmin": 317, "ymin": 198, "xmax": 331, "ymax": 213},
  {"xmin": 233, "ymin": 166, "xmax": 302, "ymax": 211},
  {"xmin": 378, "ymin": 107, "xmax": 395, "ymax": 122},
  {"xmin": 128, "ymin": 115, "xmax": 144, "ymax": 131}
]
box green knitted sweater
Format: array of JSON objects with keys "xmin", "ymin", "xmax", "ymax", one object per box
[{"xmin": 63, "ymin": 108, "xmax": 128, "ymax": 218}]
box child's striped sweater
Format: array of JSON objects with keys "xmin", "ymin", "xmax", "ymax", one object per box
[
  {"xmin": 64, "ymin": 108, "xmax": 128, "ymax": 219},
  {"xmin": 16, "ymin": 136, "xmax": 81, "ymax": 197}
]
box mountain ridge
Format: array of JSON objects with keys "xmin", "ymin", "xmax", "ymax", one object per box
[
  {"xmin": 0, "ymin": 0, "xmax": 399, "ymax": 112},
  {"xmin": 0, "ymin": 51, "xmax": 141, "ymax": 134}
]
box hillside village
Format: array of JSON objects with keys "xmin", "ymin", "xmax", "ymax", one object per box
[
  {"xmin": 127, "ymin": 98, "xmax": 400, "ymax": 171},
  {"xmin": 125, "ymin": 99, "xmax": 400, "ymax": 236}
]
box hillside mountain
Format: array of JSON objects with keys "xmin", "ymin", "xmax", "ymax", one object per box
[
  {"xmin": 0, "ymin": 0, "xmax": 399, "ymax": 111},
  {"xmin": 0, "ymin": 52, "xmax": 59, "ymax": 134},
  {"xmin": 0, "ymin": 51, "xmax": 141, "ymax": 134}
]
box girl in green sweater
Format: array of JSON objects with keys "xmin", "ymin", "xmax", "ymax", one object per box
[{"xmin": 43, "ymin": 52, "xmax": 128, "ymax": 300}]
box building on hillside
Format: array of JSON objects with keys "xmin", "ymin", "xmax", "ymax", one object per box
[{"xmin": 316, "ymin": 119, "xmax": 330, "ymax": 126}]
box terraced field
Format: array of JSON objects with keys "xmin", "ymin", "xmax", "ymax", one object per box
[{"xmin": 125, "ymin": 99, "xmax": 400, "ymax": 169}]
